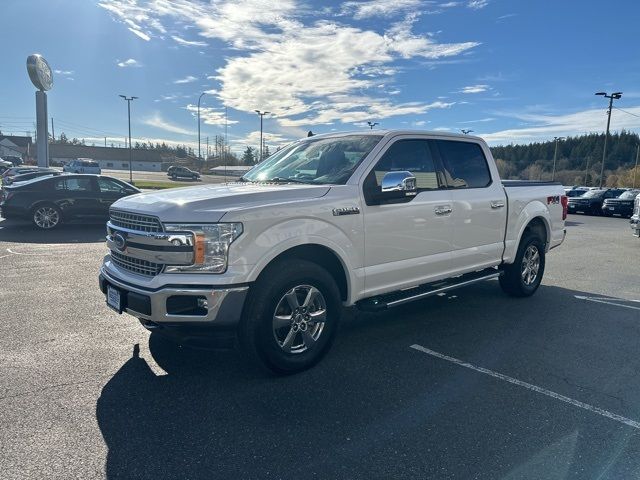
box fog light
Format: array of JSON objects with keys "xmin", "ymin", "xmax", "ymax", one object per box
[{"xmin": 197, "ymin": 298, "xmax": 208, "ymax": 309}]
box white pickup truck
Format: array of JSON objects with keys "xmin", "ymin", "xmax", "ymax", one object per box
[{"xmin": 99, "ymin": 131, "xmax": 567, "ymax": 373}]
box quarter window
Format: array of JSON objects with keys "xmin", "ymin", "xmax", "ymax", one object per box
[
  {"xmin": 436, "ymin": 140, "xmax": 492, "ymax": 189},
  {"xmin": 371, "ymin": 139, "xmax": 440, "ymax": 190}
]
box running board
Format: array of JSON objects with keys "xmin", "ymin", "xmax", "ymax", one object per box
[{"xmin": 357, "ymin": 268, "xmax": 502, "ymax": 312}]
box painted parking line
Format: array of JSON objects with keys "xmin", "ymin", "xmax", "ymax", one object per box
[
  {"xmin": 410, "ymin": 344, "xmax": 640, "ymax": 430},
  {"xmin": 574, "ymin": 295, "xmax": 640, "ymax": 311}
]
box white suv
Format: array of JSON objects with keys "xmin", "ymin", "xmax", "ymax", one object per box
[{"xmin": 63, "ymin": 158, "xmax": 101, "ymax": 174}]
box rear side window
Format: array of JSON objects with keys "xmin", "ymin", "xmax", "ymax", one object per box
[
  {"xmin": 436, "ymin": 140, "xmax": 492, "ymax": 189},
  {"xmin": 372, "ymin": 139, "xmax": 440, "ymax": 190},
  {"xmin": 56, "ymin": 178, "xmax": 94, "ymax": 191}
]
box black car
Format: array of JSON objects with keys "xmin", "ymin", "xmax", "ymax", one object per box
[
  {"xmin": 167, "ymin": 166, "xmax": 200, "ymax": 180},
  {"xmin": 1, "ymin": 155, "xmax": 24, "ymax": 166},
  {"xmin": 3, "ymin": 168, "xmax": 61, "ymax": 185},
  {"xmin": 566, "ymin": 188, "xmax": 626, "ymax": 215},
  {"xmin": 0, "ymin": 174, "xmax": 140, "ymax": 229},
  {"xmin": 601, "ymin": 189, "xmax": 640, "ymax": 218}
]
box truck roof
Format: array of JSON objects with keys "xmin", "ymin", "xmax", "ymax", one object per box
[{"xmin": 308, "ymin": 129, "xmax": 483, "ymax": 142}]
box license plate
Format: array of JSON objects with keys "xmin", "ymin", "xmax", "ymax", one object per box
[{"xmin": 107, "ymin": 285, "xmax": 122, "ymax": 313}]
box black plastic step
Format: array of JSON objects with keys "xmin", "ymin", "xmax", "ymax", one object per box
[{"xmin": 357, "ymin": 267, "xmax": 502, "ymax": 312}]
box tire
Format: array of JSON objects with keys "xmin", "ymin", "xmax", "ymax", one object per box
[
  {"xmin": 32, "ymin": 203, "xmax": 62, "ymax": 230},
  {"xmin": 238, "ymin": 259, "xmax": 341, "ymax": 374},
  {"xmin": 499, "ymin": 232, "xmax": 545, "ymax": 297},
  {"xmin": 171, "ymin": 174, "xmax": 177, "ymax": 180}
]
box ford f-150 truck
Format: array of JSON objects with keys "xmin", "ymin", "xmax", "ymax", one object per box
[{"xmin": 99, "ymin": 131, "xmax": 567, "ymax": 373}]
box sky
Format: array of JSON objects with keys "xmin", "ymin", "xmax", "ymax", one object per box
[{"xmin": 1, "ymin": 0, "xmax": 640, "ymax": 154}]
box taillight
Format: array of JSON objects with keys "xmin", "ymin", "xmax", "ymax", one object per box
[{"xmin": 561, "ymin": 195, "xmax": 568, "ymax": 220}]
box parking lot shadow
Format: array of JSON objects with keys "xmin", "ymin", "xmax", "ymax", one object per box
[
  {"xmin": 96, "ymin": 283, "xmax": 640, "ymax": 479},
  {"xmin": 0, "ymin": 219, "xmax": 106, "ymax": 244}
]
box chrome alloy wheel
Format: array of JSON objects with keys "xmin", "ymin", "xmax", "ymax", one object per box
[
  {"xmin": 33, "ymin": 206, "xmax": 60, "ymax": 229},
  {"xmin": 272, "ymin": 285, "xmax": 327, "ymax": 354},
  {"xmin": 521, "ymin": 245, "xmax": 540, "ymax": 286}
]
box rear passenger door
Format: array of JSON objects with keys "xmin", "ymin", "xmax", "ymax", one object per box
[
  {"xmin": 57, "ymin": 176, "xmax": 100, "ymax": 218},
  {"xmin": 434, "ymin": 139, "xmax": 506, "ymax": 272}
]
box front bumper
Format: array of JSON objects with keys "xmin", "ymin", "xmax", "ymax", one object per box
[
  {"xmin": 602, "ymin": 204, "xmax": 634, "ymax": 216},
  {"xmin": 99, "ymin": 266, "xmax": 249, "ymax": 328}
]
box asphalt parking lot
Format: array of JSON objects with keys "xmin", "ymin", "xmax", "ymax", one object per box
[{"xmin": 0, "ymin": 214, "xmax": 639, "ymax": 479}]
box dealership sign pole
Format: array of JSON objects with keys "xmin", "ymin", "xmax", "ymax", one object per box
[{"xmin": 26, "ymin": 54, "xmax": 53, "ymax": 167}]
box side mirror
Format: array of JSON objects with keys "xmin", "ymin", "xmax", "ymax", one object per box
[{"xmin": 380, "ymin": 171, "xmax": 417, "ymax": 195}]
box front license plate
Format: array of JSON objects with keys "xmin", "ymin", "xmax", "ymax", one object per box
[{"xmin": 107, "ymin": 285, "xmax": 122, "ymax": 313}]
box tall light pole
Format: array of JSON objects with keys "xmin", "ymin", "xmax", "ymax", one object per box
[
  {"xmin": 119, "ymin": 95, "xmax": 137, "ymax": 183},
  {"xmin": 634, "ymin": 144, "xmax": 639, "ymax": 189},
  {"xmin": 584, "ymin": 156, "xmax": 591, "ymax": 187},
  {"xmin": 367, "ymin": 121, "xmax": 379, "ymax": 130},
  {"xmin": 255, "ymin": 110, "xmax": 269, "ymax": 162},
  {"xmin": 552, "ymin": 136, "xmax": 565, "ymax": 181},
  {"xmin": 595, "ymin": 91, "xmax": 622, "ymax": 188},
  {"xmin": 461, "ymin": 129, "xmax": 473, "ymax": 135},
  {"xmin": 197, "ymin": 92, "xmax": 207, "ymax": 162}
]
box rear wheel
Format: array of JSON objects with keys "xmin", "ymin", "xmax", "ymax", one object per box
[
  {"xmin": 239, "ymin": 259, "xmax": 341, "ymax": 374},
  {"xmin": 32, "ymin": 204, "xmax": 62, "ymax": 230},
  {"xmin": 499, "ymin": 232, "xmax": 545, "ymax": 297}
]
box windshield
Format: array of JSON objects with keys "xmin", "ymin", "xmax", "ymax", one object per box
[
  {"xmin": 242, "ymin": 135, "xmax": 382, "ymax": 185},
  {"xmin": 582, "ymin": 190, "xmax": 605, "ymax": 198},
  {"xmin": 618, "ymin": 190, "xmax": 639, "ymax": 200}
]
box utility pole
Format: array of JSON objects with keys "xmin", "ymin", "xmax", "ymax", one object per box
[
  {"xmin": 595, "ymin": 91, "xmax": 623, "ymax": 188},
  {"xmin": 634, "ymin": 144, "xmax": 639, "ymax": 189},
  {"xmin": 224, "ymin": 106, "xmax": 228, "ymax": 165},
  {"xmin": 206, "ymin": 136, "xmax": 209, "ymax": 160},
  {"xmin": 51, "ymin": 117, "xmax": 55, "ymax": 141},
  {"xmin": 552, "ymin": 136, "xmax": 565, "ymax": 181},
  {"xmin": 104, "ymin": 137, "xmax": 107, "ymax": 147},
  {"xmin": 584, "ymin": 156, "xmax": 590, "ymax": 187},
  {"xmin": 119, "ymin": 95, "xmax": 138, "ymax": 183},
  {"xmin": 255, "ymin": 110, "xmax": 269, "ymax": 161},
  {"xmin": 197, "ymin": 92, "xmax": 207, "ymax": 162}
]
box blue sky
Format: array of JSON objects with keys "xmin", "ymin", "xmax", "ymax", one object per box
[{"xmin": 2, "ymin": 0, "xmax": 640, "ymax": 153}]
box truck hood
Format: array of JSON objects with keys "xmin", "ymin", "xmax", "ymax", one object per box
[{"xmin": 111, "ymin": 182, "xmax": 331, "ymax": 223}]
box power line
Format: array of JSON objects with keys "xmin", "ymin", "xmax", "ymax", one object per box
[{"xmin": 613, "ymin": 106, "xmax": 640, "ymax": 118}]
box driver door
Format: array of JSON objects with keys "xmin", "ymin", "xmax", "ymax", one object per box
[{"xmin": 361, "ymin": 137, "xmax": 453, "ymax": 297}]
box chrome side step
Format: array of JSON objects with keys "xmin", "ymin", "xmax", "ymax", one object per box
[{"xmin": 357, "ymin": 268, "xmax": 502, "ymax": 312}]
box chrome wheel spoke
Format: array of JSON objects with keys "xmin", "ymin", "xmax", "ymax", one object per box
[
  {"xmin": 273, "ymin": 314, "xmax": 292, "ymax": 330},
  {"xmin": 301, "ymin": 328, "xmax": 316, "ymax": 348},
  {"xmin": 308, "ymin": 309, "xmax": 326, "ymax": 324},
  {"xmin": 284, "ymin": 290, "xmax": 300, "ymax": 310},
  {"xmin": 281, "ymin": 327, "xmax": 297, "ymax": 352},
  {"xmin": 302, "ymin": 287, "xmax": 320, "ymax": 308}
]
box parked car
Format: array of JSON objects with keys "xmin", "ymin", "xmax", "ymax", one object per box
[
  {"xmin": 630, "ymin": 195, "xmax": 640, "ymax": 238},
  {"xmin": 63, "ymin": 158, "xmax": 101, "ymax": 174},
  {"xmin": 167, "ymin": 166, "xmax": 200, "ymax": 180},
  {"xmin": 564, "ymin": 187, "xmax": 589, "ymax": 198},
  {"xmin": 1, "ymin": 166, "xmax": 48, "ymax": 183},
  {"xmin": 3, "ymin": 168, "xmax": 60, "ymax": 186},
  {"xmin": 0, "ymin": 174, "xmax": 139, "ymax": 229},
  {"xmin": 567, "ymin": 188, "xmax": 626, "ymax": 215},
  {"xmin": 601, "ymin": 189, "xmax": 640, "ymax": 218},
  {"xmin": 99, "ymin": 130, "xmax": 567, "ymax": 374},
  {"xmin": 0, "ymin": 155, "xmax": 24, "ymax": 166}
]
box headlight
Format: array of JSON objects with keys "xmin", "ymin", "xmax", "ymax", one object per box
[{"xmin": 163, "ymin": 223, "xmax": 243, "ymax": 274}]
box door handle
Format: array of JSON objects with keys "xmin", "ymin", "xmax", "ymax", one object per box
[
  {"xmin": 434, "ymin": 205, "xmax": 452, "ymax": 216},
  {"xmin": 490, "ymin": 201, "xmax": 505, "ymax": 209}
]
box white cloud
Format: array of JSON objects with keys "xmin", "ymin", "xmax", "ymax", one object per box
[
  {"xmin": 439, "ymin": 2, "xmax": 460, "ymax": 7},
  {"xmin": 185, "ymin": 104, "xmax": 239, "ymax": 126},
  {"xmin": 232, "ymin": 130, "xmax": 292, "ymax": 151},
  {"xmin": 128, "ymin": 27, "xmax": 150, "ymax": 40},
  {"xmin": 341, "ymin": 0, "xmax": 423, "ymax": 19},
  {"xmin": 117, "ymin": 58, "xmax": 141, "ymax": 68},
  {"xmin": 482, "ymin": 106, "xmax": 640, "ymax": 144},
  {"xmin": 143, "ymin": 114, "xmax": 193, "ymax": 135},
  {"xmin": 459, "ymin": 84, "xmax": 490, "ymax": 94},
  {"xmin": 468, "ymin": 0, "xmax": 489, "ymax": 9},
  {"xmin": 174, "ymin": 75, "xmax": 198, "ymax": 84},
  {"xmin": 459, "ymin": 117, "xmax": 495, "ymax": 123},
  {"xmin": 171, "ymin": 35, "xmax": 207, "ymax": 47},
  {"xmin": 100, "ymin": 0, "xmax": 479, "ymax": 128}
]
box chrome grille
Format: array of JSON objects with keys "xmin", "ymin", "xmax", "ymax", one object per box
[
  {"xmin": 109, "ymin": 209, "xmax": 163, "ymax": 233},
  {"xmin": 110, "ymin": 251, "xmax": 163, "ymax": 277}
]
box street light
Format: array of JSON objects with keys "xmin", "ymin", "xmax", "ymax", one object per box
[
  {"xmin": 552, "ymin": 136, "xmax": 565, "ymax": 181},
  {"xmin": 367, "ymin": 121, "xmax": 379, "ymax": 130},
  {"xmin": 595, "ymin": 91, "xmax": 622, "ymax": 188},
  {"xmin": 119, "ymin": 95, "xmax": 137, "ymax": 183},
  {"xmin": 461, "ymin": 129, "xmax": 473, "ymax": 135},
  {"xmin": 197, "ymin": 92, "xmax": 207, "ymax": 162},
  {"xmin": 255, "ymin": 110, "xmax": 269, "ymax": 162}
]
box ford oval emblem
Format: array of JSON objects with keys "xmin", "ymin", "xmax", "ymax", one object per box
[{"xmin": 113, "ymin": 233, "xmax": 127, "ymax": 251}]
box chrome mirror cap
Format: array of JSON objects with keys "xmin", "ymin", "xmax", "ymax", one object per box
[{"xmin": 381, "ymin": 171, "xmax": 417, "ymax": 193}]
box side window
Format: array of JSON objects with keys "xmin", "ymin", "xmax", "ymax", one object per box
[
  {"xmin": 372, "ymin": 139, "xmax": 440, "ymax": 190},
  {"xmin": 98, "ymin": 177, "xmax": 124, "ymax": 193},
  {"xmin": 54, "ymin": 179, "xmax": 66, "ymax": 191},
  {"xmin": 436, "ymin": 140, "xmax": 492, "ymax": 189},
  {"xmin": 64, "ymin": 178, "xmax": 93, "ymax": 192}
]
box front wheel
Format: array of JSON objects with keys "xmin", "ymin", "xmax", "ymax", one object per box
[
  {"xmin": 499, "ymin": 232, "xmax": 545, "ymax": 297},
  {"xmin": 239, "ymin": 259, "xmax": 341, "ymax": 374},
  {"xmin": 32, "ymin": 204, "xmax": 62, "ymax": 230}
]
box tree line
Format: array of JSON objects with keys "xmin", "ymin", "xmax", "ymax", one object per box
[{"xmin": 491, "ymin": 131, "xmax": 639, "ymax": 187}]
